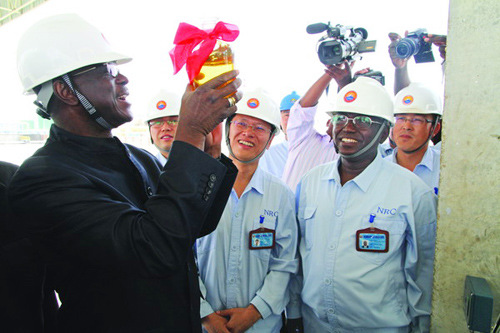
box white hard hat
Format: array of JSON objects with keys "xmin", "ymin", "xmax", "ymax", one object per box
[
  {"xmin": 326, "ymin": 77, "xmax": 394, "ymax": 125},
  {"xmin": 394, "ymin": 82, "xmax": 443, "ymax": 116},
  {"xmin": 145, "ymin": 91, "xmax": 181, "ymax": 123},
  {"xmin": 234, "ymin": 88, "xmax": 280, "ymax": 135},
  {"xmin": 17, "ymin": 13, "xmax": 132, "ymax": 94}
]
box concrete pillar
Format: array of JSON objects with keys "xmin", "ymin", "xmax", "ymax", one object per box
[{"xmin": 432, "ymin": 0, "xmax": 500, "ymax": 331}]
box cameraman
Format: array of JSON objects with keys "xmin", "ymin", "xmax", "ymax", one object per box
[{"xmin": 281, "ymin": 62, "xmax": 355, "ymax": 192}]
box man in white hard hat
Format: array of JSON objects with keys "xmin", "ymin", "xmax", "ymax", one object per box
[
  {"xmin": 197, "ymin": 88, "xmax": 298, "ymax": 333},
  {"xmin": 8, "ymin": 14, "xmax": 242, "ymax": 332},
  {"xmin": 287, "ymin": 77, "xmax": 437, "ymax": 332},
  {"xmin": 388, "ymin": 31, "xmax": 446, "ymax": 149},
  {"xmin": 144, "ymin": 90, "xmax": 181, "ymax": 165},
  {"xmin": 386, "ymin": 83, "xmax": 442, "ymax": 193},
  {"xmin": 259, "ymin": 91, "xmax": 300, "ymax": 178}
]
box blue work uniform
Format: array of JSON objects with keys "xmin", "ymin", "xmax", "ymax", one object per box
[
  {"xmin": 290, "ymin": 153, "xmax": 437, "ymax": 333},
  {"xmin": 197, "ymin": 167, "xmax": 299, "ymax": 332},
  {"xmin": 259, "ymin": 141, "xmax": 289, "ymax": 179},
  {"xmin": 386, "ymin": 147, "xmax": 441, "ymax": 193}
]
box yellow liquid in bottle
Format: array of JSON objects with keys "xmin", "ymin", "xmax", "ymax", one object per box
[{"xmin": 193, "ymin": 42, "xmax": 234, "ymax": 88}]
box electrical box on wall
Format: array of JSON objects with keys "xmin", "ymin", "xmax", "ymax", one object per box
[{"xmin": 464, "ymin": 275, "xmax": 493, "ymax": 332}]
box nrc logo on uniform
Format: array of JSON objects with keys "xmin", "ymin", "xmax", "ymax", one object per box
[
  {"xmin": 263, "ymin": 210, "xmax": 278, "ymax": 217},
  {"xmin": 377, "ymin": 207, "xmax": 397, "ymax": 215}
]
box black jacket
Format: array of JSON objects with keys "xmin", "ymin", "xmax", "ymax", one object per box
[{"xmin": 7, "ymin": 125, "xmax": 237, "ymax": 332}]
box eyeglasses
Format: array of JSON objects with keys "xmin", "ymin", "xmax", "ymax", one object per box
[
  {"xmin": 148, "ymin": 119, "xmax": 179, "ymax": 127},
  {"xmin": 395, "ymin": 116, "xmax": 433, "ymax": 126},
  {"xmin": 72, "ymin": 62, "xmax": 120, "ymax": 78},
  {"xmin": 331, "ymin": 114, "xmax": 382, "ymax": 129},
  {"xmin": 230, "ymin": 121, "xmax": 271, "ymax": 135}
]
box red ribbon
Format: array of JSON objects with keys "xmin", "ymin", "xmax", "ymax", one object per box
[{"xmin": 169, "ymin": 21, "xmax": 240, "ymax": 82}]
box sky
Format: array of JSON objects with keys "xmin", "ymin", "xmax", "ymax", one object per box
[{"xmin": 0, "ymin": 0, "xmax": 449, "ymax": 143}]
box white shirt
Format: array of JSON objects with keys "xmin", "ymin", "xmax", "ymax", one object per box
[
  {"xmin": 282, "ymin": 101, "xmax": 337, "ymax": 193},
  {"xmin": 197, "ymin": 167, "xmax": 299, "ymax": 332},
  {"xmin": 259, "ymin": 141, "xmax": 289, "ymax": 178},
  {"xmin": 291, "ymin": 153, "xmax": 437, "ymax": 333},
  {"xmin": 155, "ymin": 152, "xmax": 167, "ymax": 166}
]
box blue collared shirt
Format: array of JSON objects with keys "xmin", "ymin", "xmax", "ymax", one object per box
[
  {"xmin": 259, "ymin": 141, "xmax": 289, "ymax": 179},
  {"xmin": 197, "ymin": 167, "xmax": 299, "ymax": 332},
  {"xmin": 291, "ymin": 154, "xmax": 436, "ymax": 333},
  {"xmin": 386, "ymin": 147, "xmax": 441, "ymax": 193}
]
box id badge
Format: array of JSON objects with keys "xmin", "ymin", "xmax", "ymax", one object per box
[
  {"xmin": 356, "ymin": 227, "xmax": 389, "ymax": 253},
  {"xmin": 249, "ymin": 228, "xmax": 275, "ymax": 250}
]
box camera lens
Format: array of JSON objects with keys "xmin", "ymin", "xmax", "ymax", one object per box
[{"xmin": 395, "ymin": 37, "xmax": 420, "ymax": 59}]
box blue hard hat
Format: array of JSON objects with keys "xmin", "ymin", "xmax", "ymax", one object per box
[{"xmin": 280, "ymin": 91, "xmax": 300, "ymax": 111}]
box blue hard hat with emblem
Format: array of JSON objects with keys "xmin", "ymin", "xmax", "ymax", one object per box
[{"xmin": 280, "ymin": 91, "xmax": 300, "ymax": 111}]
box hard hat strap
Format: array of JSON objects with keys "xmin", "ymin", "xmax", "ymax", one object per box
[
  {"xmin": 35, "ymin": 81, "xmax": 54, "ymax": 114},
  {"xmin": 61, "ymin": 74, "xmax": 113, "ymax": 130},
  {"xmin": 339, "ymin": 121, "xmax": 387, "ymax": 159}
]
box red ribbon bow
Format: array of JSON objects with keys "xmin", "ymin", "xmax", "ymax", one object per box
[{"xmin": 169, "ymin": 21, "xmax": 240, "ymax": 82}]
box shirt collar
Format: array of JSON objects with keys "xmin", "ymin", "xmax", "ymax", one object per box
[
  {"xmin": 48, "ymin": 124, "xmax": 123, "ymax": 152},
  {"xmin": 419, "ymin": 146, "xmax": 435, "ymax": 171},
  {"xmin": 233, "ymin": 166, "xmax": 265, "ymax": 198},
  {"xmin": 392, "ymin": 146, "xmax": 435, "ymax": 171},
  {"xmin": 323, "ymin": 153, "xmax": 383, "ymax": 193},
  {"xmin": 247, "ymin": 166, "xmax": 265, "ymax": 195}
]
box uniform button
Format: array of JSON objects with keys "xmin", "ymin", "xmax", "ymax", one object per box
[
  {"xmin": 235, "ymin": 212, "xmax": 240, "ymax": 217},
  {"xmin": 205, "ymin": 189, "xmax": 212, "ymax": 195},
  {"xmin": 209, "ymin": 174, "xmax": 217, "ymax": 182},
  {"xmin": 328, "ymin": 308, "xmax": 335, "ymax": 314},
  {"xmin": 231, "ymin": 245, "xmax": 237, "ymax": 251},
  {"xmin": 329, "ymin": 244, "xmax": 336, "ymax": 250},
  {"xmin": 229, "ymin": 278, "xmax": 235, "ymax": 283},
  {"xmin": 203, "ymin": 194, "xmax": 209, "ymax": 201},
  {"xmin": 325, "ymin": 279, "xmax": 331, "ymax": 285},
  {"xmin": 146, "ymin": 187, "xmax": 153, "ymax": 196},
  {"xmin": 335, "ymin": 210, "xmax": 342, "ymax": 216},
  {"xmin": 207, "ymin": 181, "xmax": 215, "ymax": 189}
]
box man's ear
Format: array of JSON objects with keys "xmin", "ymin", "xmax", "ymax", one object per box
[
  {"xmin": 266, "ymin": 134, "xmax": 275, "ymax": 149},
  {"xmin": 52, "ymin": 80, "xmax": 79, "ymax": 106},
  {"xmin": 431, "ymin": 121, "xmax": 441, "ymax": 138}
]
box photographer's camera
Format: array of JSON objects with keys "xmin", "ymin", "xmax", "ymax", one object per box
[{"xmin": 395, "ymin": 28, "xmax": 435, "ymax": 63}]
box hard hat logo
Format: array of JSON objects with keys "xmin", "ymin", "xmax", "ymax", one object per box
[
  {"xmin": 157, "ymin": 101, "xmax": 167, "ymax": 110},
  {"xmin": 344, "ymin": 91, "xmax": 357, "ymax": 103},
  {"xmin": 403, "ymin": 95, "xmax": 414, "ymax": 105},
  {"xmin": 247, "ymin": 98, "xmax": 260, "ymax": 109}
]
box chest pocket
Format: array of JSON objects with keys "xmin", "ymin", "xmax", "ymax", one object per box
[
  {"xmin": 298, "ymin": 206, "xmax": 317, "ymax": 250},
  {"xmin": 353, "ymin": 215, "xmax": 407, "ymax": 266},
  {"xmin": 249, "ymin": 215, "xmax": 276, "ymax": 261}
]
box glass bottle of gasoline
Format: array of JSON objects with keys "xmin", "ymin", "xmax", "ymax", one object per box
[{"xmin": 192, "ymin": 21, "xmax": 235, "ymax": 88}]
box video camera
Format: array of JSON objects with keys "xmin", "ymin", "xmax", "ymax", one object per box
[
  {"xmin": 306, "ymin": 22, "xmax": 376, "ymax": 65},
  {"xmin": 395, "ymin": 28, "xmax": 435, "ymax": 63}
]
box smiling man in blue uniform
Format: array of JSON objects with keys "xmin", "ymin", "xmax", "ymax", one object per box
[
  {"xmin": 197, "ymin": 88, "xmax": 298, "ymax": 333},
  {"xmin": 8, "ymin": 14, "xmax": 242, "ymax": 332},
  {"xmin": 287, "ymin": 77, "xmax": 437, "ymax": 333}
]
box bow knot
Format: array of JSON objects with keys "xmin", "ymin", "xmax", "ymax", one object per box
[{"xmin": 169, "ymin": 21, "xmax": 239, "ymax": 82}]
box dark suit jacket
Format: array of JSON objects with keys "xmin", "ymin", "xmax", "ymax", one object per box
[
  {"xmin": 1, "ymin": 161, "xmax": 58, "ymax": 332},
  {"xmin": 7, "ymin": 125, "xmax": 237, "ymax": 332}
]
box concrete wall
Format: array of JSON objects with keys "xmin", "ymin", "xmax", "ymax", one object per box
[{"xmin": 432, "ymin": 0, "xmax": 500, "ymax": 331}]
